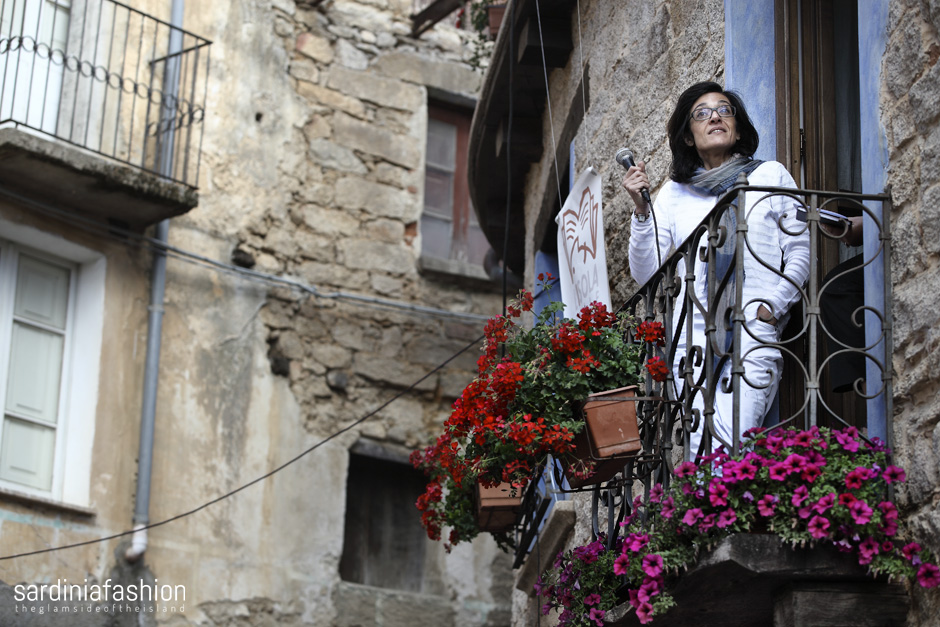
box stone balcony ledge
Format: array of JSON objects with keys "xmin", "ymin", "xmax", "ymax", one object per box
[
  {"xmin": 605, "ymin": 533, "xmax": 907, "ymax": 627},
  {"xmin": 0, "ymin": 127, "xmax": 198, "ymax": 230}
]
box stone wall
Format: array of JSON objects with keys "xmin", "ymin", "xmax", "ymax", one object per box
[{"xmin": 882, "ymin": 0, "xmax": 940, "ymax": 623}]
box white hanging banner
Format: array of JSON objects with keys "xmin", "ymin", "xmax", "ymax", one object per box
[{"xmin": 555, "ymin": 166, "xmax": 611, "ymax": 318}]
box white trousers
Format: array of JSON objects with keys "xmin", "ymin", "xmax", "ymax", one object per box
[{"xmin": 674, "ymin": 302, "xmax": 782, "ymax": 458}]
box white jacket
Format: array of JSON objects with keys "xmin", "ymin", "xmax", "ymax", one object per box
[{"xmin": 628, "ymin": 160, "xmax": 810, "ymax": 320}]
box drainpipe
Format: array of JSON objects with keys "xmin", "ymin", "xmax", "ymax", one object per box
[{"xmin": 126, "ymin": 0, "xmax": 185, "ymax": 563}]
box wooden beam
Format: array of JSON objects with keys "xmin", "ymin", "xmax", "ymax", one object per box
[{"xmin": 411, "ymin": 0, "xmax": 464, "ymax": 37}]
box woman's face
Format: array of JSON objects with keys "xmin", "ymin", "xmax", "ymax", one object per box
[{"xmin": 687, "ymin": 91, "xmax": 740, "ymax": 169}]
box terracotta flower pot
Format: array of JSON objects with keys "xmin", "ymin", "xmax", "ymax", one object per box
[
  {"xmin": 582, "ymin": 385, "xmax": 642, "ymax": 457},
  {"xmin": 486, "ymin": 4, "xmax": 506, "ymax": 38},
  {"xmin": 476, "ymin": 481, "xmax": 522, "ymax": 532},
  {"xmin": 565, "ymin": 386, "xmax": 642, "ymax": 488}
]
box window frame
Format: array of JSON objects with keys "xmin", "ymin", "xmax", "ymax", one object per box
[
  {"xmin": 420, "ymin": 101, "xmax": 490, "ymax": 277},
  {"xmin": 0, "ymin": 220, "xmax": 104, "ymax": 508}
]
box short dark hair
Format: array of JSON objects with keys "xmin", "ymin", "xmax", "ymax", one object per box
[{"xmin": 666, "ymin": 81, "xmax": 760, "ymax": 183}]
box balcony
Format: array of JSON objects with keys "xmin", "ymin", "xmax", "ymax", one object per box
[
  {"xmin": 0, "ymin": 0, "xmax": 210, "ymax": 228},
  {"xmin": 511, "ymin": 180, "xmax": 902, "ymax": 625}
]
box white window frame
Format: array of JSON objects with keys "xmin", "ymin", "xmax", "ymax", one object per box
[{"xmin": 0, "ymin": 218, "xmax": 103, "ymax": 508}]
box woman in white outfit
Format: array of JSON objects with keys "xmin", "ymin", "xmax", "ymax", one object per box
[{"xmin": 622, "ymin": 82, "xmax": 810, "ymax": 458}]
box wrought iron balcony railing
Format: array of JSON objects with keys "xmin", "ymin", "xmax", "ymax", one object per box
[
  {"xmin": 513, "ymin": 177, "xmax": 892, "ymax": 565},
  {"xmin": 0, "ymin": 0, "xmax": 210, "ymax": 187}
]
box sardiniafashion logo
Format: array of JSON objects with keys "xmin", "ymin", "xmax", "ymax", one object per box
[{"xmin": 14, "ymin": 579, "xmax": 185, "ymax": 616}]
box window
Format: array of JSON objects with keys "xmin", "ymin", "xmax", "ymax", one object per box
[
  {"xmin": 339, "ymin": 445, "xmax": 444, "ymax": 594},
  {"xmin": 777, "ymin": 0, "xmax": 865, "ymax": 426},
  {"xmin": 0, "ymin": 245, "xmax": 72, "ymax": 492},
  {"xmin": 0, "ymin": 0, "xmax": 71, "ymax": 133},
  {"xmin": 421, "ymin": 103, "xmax": 489, "ymax": 269},
  {"xmin": 0, "ymin": 226, "xmax": 104, "ymax": 507}
]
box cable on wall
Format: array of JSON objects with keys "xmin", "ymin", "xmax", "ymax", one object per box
[{"xmin": 0, "ymin": 331, "xmax": 484, "ymax": 561}]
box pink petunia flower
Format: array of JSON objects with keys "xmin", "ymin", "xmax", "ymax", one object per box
[
  {"xmin": 675, "ymin": 461, "xmax": 697, "ymax": 477},
  {"xmin": 883, "ymin": 465, "xmax": 906, "ymax": 484},
  {"xmin": 649, "ymin": 483, "xmax": 664, "ymax": 503},
  {"xmin": 758, "ymin": 494, "xmax": 778, "ymax": 517},
  {"xmin": 849, "ymin": 500, "xmax": 873, "ymax": 525},
  {"xmin": 584, "ymin": 593, "xmax": 601, "ymax": 607},
  {"xmin": 682, "ymin": 508, "xmax": 704, "ymax": 526},
  {"xmin": 845, "ymin": 466, "xmax": 872, "ymax": 489},
  {"xmin": 808, "ymin": 515, "xmax": 830, "ymax": 539},
  {"xmin": 917, "ymin": 563, "xmax": 940, "ymax": 588},
  {"xmin": 660, "ymin": 496, "xmax": 675, "ymax": 519},
  {"xmin": 768, "ymin": 463, "xmax": 790, "ymax": 481},
  {"xmin": 717, "ymin": 508, "xmax": 737, "ymax": 528},
  {"xmin": 735, "ymin": 459, "xmax": 758, "ymax": 480},
  {"xmin": 698, "ymin": 513, "xmax": 717, "ymax": 532},
  {"xmin": 635, "ymin": 601, "xmax": 654, "ymax": 624},
  {"xmin": 642, "ymin": 554, "xmax": 664, "ymax": 578},
  {"xmin": 834, "ymin": 426, "xmax": 860, "ymax": 452},
  {"xmin": 791, "ymin": 485, "xmax": 809, "ymax": 507},
  {"xmin": 902, "ymin": 543, "xmax": 922, "ymax": 561},
  {"xmin": 858, "ymin": 536, "xmax": 880, "ymax": 565},
  {"xmin": 613, "ymin": 553, "xmax": 630, "ymax": 576},
  {"xmin": 812, "ymin": 493, "xmax": 836, "ymax": 515},
  {"xmin": 709, "ymin": 479, "xmax": 729, "ymax": 507},
  {"xmin": 879, "ymin": 501, "xmax": 899, "ymax": 521},
  {"xmin": 800, "ymin": 463, "xmax": 822, "ymax": 482},
  {"xmin": 625, "ymin": 533, "xmax": 650, "ymax": 553},
  {"xmin": 838, "ymin": 493, "xmax": 858, "ymax": 506},
  {"xmin": 589, "ymin": 606, "xmax": 606, "ymax": 626}
]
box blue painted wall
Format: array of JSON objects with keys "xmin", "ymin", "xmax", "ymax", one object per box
[
  {"xmin": 857, "ymin": 0, "xmax": 889, "ymax": 441},
  {"xmin": 724, "ymin": 0, "xmax": 777, "ymax": 161}
]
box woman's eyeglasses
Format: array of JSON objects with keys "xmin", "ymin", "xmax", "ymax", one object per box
[{"xmin": 691, "ymin": 105, "xmax": 736, "ymax": 122}]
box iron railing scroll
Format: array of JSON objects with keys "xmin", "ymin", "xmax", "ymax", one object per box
[
  {"xmin": 513, "ymin": 176, "xmax": 892, "ymax": 563},
  {"xmin": 0, "ymin": 0, "xmax": 211, "ymax": 187}
]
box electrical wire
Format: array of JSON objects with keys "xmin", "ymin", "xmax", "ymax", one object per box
[
  {"xmin": 0, "ymin": 331, "xmax": 484, "ymax": 561},
  {"xmin": 534, "ymin": 0, "xmax": 562, "ymax": 204},
  {"xmin": 0, "ymin": 187, "xmax": 492, "ymax": 324}
]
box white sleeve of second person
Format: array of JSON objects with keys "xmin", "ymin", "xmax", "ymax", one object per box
[{"xmin": 767, "ymin": 165, "xmax": 811, "ymax": 317}]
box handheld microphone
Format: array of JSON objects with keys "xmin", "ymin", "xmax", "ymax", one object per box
[{"xmin": 615, "ymin": 148, "xmax": 651, "ymax": 206}]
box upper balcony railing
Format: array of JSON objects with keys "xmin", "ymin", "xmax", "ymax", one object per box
[
  {"xmin": 0, "ymin": 0, "xmax": 210, "ymax": 187},
  {"xmin": 513, "ymin": 177, "xmax": 892, "ymax": 563}
]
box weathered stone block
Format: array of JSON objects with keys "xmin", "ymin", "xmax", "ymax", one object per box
[
  {"xmin": 296, "ymin": 32, "xmax": 334, "ymax": 64},
  {"xmin": 334, "ymin": 176, "xmax": 413, "ymax": 220},
  {"xmin": 884, "ymin": 13, "xmax": 924, "ymax": 99},
  {"xmin": 339, "ymin": 238, "xmax": 413, "ymax": 273},
  {"xmin": 334, "ymin": 38, "xmax": 369, "ymax": 70},
  {"xmin": 333, "ymin": 582, "xmax": 378, "ymax": 627},
  {"xmin": 332, "ymin": 112, "xmax": 421, "ymax": 169},
  {"xmin": 361, "ymin": 218, "xmax": 405, "ymax": 243},
  {"xmin": 329, "ymin": 1, "xmax": 396, "ymax": 34},
  {"xmin": 327, "ymin": 66, "xmax": 424, "ymax": 112},
  {"xmin": 370, "ymin": 272, "xmax": 404, "ymax": 296},
  {"xmin": 920, "ymin": 185, "xmax": 940, "ymax": 254},
  {"xmin": 298, "ymin": 205, "xmax": 360, "ymax": 236},
  {"xmin": 371, "ymin": 51, "xmax": 482, "ymax": 96},
  {"xmin": 378, "ymin": 589, "xmax": 455, "ymax": 627},
  {"xmin": 296, "ymin": 82, "xmax": 366, "ymax": 118},
  {"xmin": 909, "ymin": 52, "xmax": 940, "ymax": 128},
  {"xmin": 311, "ymin": 342, "xmax": 353, "ymax": 369},
  {"xmin": 308, "ymin": 138, "xmax": 368, "ymax": 174},
  {"xmin": 352, "ymin": 353, "xmax": 436, "ymax": 391}
]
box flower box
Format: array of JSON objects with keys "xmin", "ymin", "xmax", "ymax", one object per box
[
  {"xmin": 486, "ymin": 3, "xmax": 506, "ymax": 39},
  {"xmin": 583, "ymin": 385, "xmax": 642, "ymax": 457},
  {"xmin": 476, "ymin": 482, "xmax": 522, "ymax": 532},
  {"xmin": 566, "ymin": 386, "xmax": 642, "ymax": 488}
]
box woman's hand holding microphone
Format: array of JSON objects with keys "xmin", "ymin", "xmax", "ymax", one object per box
[{"xmin": 621, "ymin": 161, "xmax": 651, "ymax": 221}]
